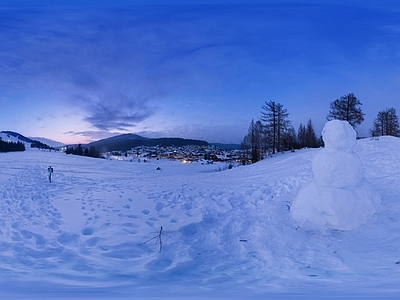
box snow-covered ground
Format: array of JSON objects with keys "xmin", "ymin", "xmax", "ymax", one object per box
[{"xmin": 1, "ymin": 137, "xmax": 400, "ymax": 299}]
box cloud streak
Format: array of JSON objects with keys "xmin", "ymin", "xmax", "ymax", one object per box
[
  {"xmin": 64, "ymin": 130, "xmax": 119, "ymax": 143},
  {"xmin": 82, "ymin": 93, "xmax": 156, "ymax": 131}
]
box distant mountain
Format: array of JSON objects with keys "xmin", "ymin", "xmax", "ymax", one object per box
[
  {"xmin": 29, "ymin": 137, "xmax": 65, "ymax": 148},
  {"xmin": 87, "ymin": 133, "xmax": 147, "ymax": 152},
  {"xmin": 87, "ymin": 134, "xmax": 208, "ymax": 152}
]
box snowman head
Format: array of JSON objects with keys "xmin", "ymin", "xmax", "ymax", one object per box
[{"xmin": 322, "ymin": 120, "xmax": 356, "ymax": 151}]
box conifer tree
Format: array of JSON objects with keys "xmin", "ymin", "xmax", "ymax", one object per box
[
  {"xmin": 297, "ymin": 123, "xmax": 306, "ymax": 149},
  {"xmin": 283, "ymin": 125, "xmax": 297, "ymax": 150},
  {"xmin": 327, "ymin": 93, "xmax": 364, "ymax": 128},
  {"xmin": 305, "ymin": 119, "xmax": 318, "ymax": 148},
  {"xmin": 371, "ymin": 107, "xmax": 400, "ymax": 137},
  {"xmin": 76, "ymin": 144, "xmax": 83, "ymax": 156},
  {"xmin": 0, "ymin": 140, "xmax": 25, "ymax": 152}
]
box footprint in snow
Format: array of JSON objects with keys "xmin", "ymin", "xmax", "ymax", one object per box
[
  {"xmin": 155, "ymin": 202, "xmax": 164, "ymax": 211},
  {"xmin": 147, "ymin": 259, "xmax": 172, "ymax": 271},
  {"xmin": 82, "ymin": 227, "xmax": 94, "ymax": 236},
  {"xmin": 85, "ymin": 237, "xmax": 100, "ymax": 247}
]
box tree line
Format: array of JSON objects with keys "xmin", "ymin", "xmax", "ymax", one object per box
[
  {"xmin": 0, "ymin": 140, "xmax": 25, "ymax": 152},
  {"xmin": 242, "ymin": 93, "xmax": 400, "ymax": 163},
  {"xmin": 65, "ymin": 144, "xmax": 103, "ymax": 158},
  {"xmin": 30, "ymin": 140, "xmax": 54, "ymax": 150},
  {"xmin": 326, "ymin": 93, "xmax": 399, "ymax": 137}
]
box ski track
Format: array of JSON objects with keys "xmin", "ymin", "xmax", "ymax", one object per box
[{"xmin": 0, "ymin": 139, "xmax": 400, "ymax": 297}]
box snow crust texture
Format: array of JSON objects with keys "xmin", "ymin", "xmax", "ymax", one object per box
[
  {"xmin": 1, "ymin": 133, "xmax": 400, "ymax": 299},
  {"xmin": 292, "ymin": 120, "xmax": 381, "ymax": 230}
]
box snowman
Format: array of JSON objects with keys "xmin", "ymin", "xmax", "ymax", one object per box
[{"xmin": 291, "ymin": 120, "xmax": 380, "ymax": 231}]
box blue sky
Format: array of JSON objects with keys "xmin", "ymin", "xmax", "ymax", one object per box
[{"xmin": 1, "ymin": 1, "xmax": 399, "ymax": 144}]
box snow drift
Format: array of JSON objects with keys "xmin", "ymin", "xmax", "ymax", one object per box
[{"xmin": 0, "ymin": 135, "xmax": 399, "ymax": 299}]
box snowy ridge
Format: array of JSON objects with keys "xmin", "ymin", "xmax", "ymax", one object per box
[
  {"xmin": 0, "ymin": 131, "xmax": 26, "ymax": 144},
  {"xmin": 0, "ymin": 131, "xmax": 57, "ymax": 149},
  {"xmin": 0, "ymin": 138, "xmax": 400, "ymax": 299}
]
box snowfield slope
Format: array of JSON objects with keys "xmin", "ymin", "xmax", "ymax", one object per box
[{"xmin": 0, "ymin": 137, "xmax": 400, "ymax": 299}]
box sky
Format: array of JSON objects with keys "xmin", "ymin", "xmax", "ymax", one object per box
[{"xmin": 1, "ymin": 0, "xmax": 400, "ymax": 144}]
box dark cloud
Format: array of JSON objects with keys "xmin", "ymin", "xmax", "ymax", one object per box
[{"xmin": 81, "ymin": 93, "xmax": 156, "ymax": 131}]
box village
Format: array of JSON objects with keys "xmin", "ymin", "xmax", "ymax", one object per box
[{"xmin": 105, "ymin": 144, "xmax": 247, "ymax": 164}]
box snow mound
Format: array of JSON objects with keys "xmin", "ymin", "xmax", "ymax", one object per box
[{"xmin": 291, "ymin": 120, "xmax": 381, "ymax": 230}]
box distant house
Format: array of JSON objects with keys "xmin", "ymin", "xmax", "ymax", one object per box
[
  {"xmin": 141, "ymin": 152, "xmax": 151, "ymax": 158},
  {"xmin": 212, "ymin": 154, "xmax": 229, "ymax": 162}
]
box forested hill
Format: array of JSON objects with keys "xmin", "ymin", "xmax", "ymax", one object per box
[
  {"xmin": 87, "ymin": 134, "xmax": 208, "ymax": 152},
  {"xmin": 0, "ymin": 131, "xmax": 53, "ymax": 150}
]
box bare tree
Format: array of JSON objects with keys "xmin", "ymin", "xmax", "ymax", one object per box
[{"xmin": 260, "ymin": 100, "xmax": 290, "ymax": 153}]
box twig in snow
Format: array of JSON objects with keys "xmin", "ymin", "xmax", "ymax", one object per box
[{"xmin": 139, "ymin": 226, "xmax": 173, "ymax": 253}]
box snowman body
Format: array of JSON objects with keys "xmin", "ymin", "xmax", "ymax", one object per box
[
  {"xmin": 291, "ymin": 120, "xmax": 380, "ymax": 230},
  {"xmin": 312, "ymin": 149, "xmax": 363, "ymax": 188}
]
